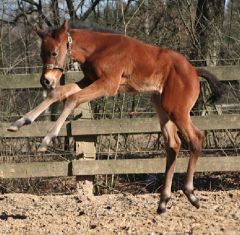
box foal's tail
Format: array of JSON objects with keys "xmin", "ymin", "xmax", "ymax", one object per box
[{"xmin": 196, "ymin": 68, "xmax": 223, "ymax": 103}]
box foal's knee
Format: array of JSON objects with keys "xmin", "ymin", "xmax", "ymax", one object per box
[
  {"xmin": 48, "ymin": 89, "xmax": 64, "ymax": 101},
  {"xmin": 64, "ymin": 95, "xmax": 78, "ymax": 110}
]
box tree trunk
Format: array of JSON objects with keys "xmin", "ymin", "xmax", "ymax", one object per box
[
  {"xmin": 144, "ymin": 0, "xmax": 150, "ymax": 36},
  {"xmin": 51, "ymin": 0, "xmax": 60, "ymax": 26},
  {"xmin": 66, "ymin": 0, "xmax": 79, "ymax": 22},
  {"xmin": 194, "ymin": 0, "xmax": 225, "ymax": 66}
]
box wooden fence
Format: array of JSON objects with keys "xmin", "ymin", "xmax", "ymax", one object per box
[{"xmin": 0, "ymin": 65, "xmax": 240, "ymax": 178}]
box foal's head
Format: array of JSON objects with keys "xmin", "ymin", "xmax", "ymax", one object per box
[{"xmin": 36, "ymin": 20, "xmax": 69, "ymax": 90}]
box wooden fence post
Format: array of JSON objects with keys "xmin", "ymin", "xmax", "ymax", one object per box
[{"xmin": 73, "ymin": 102, "xmax": 96, "ymax": 198}]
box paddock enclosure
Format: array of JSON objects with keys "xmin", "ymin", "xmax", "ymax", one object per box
[
  {"xmin": 0, "ymin": 65, "xmax": 239, "ymax": 177},
  {"xmin": 0, "ymin": 65, "xmax": 240, "ymax": 234}
]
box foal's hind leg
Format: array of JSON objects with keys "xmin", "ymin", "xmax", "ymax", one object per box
[
  {"xmin": 152, "ymin": 94, "xmax": 181, "ymax": 213},
  {"xmin": 173, "ymin": 114, "xmax": 204, "ymax": 208}
]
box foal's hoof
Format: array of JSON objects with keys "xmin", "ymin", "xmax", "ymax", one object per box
[
  {"xmin": 183, "ymin": 189, "xmax": 200, "ymax": 209},
  {"xmin": 191, "ymin": 198, "xmax": 200, "ymax": 209},
  {"xmin": 157, "ymin": 196, "xmax": 170, "ymax": 214},
  {"xmin": 157, "ymin": 205, "xmax": 166, "ymax": 214},
  {"xmin": 7, "ymin": 125, "xmax": 19, "ymax": 132},
  {"xmin": 37, "ymin": 145, "xmax": 48, "ymax": 152},
  {"xmin": 37, "ymin": 135, "xmax": 53, "ymax": 152}
]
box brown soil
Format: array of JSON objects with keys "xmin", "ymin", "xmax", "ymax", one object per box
[{"xmin": 0, "ymin": 190, "xmax": 239, "ymax": 235}]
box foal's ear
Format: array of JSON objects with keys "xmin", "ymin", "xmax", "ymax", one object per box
[
  {"xmin": 35, "ymin": 27, "xmax": 46, "ymax": 39},
  {"xmin": 57, "ymin": 20, "xmax": 69, "ymax": 37}
]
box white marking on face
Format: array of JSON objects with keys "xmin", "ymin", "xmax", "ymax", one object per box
[
  {"xmin": 44, "ymin": 70, "xmax": 61, "ymax": 88},
  {"xmin": 44, "ymin": 70, "xmax": 58, "ymax": 81}
]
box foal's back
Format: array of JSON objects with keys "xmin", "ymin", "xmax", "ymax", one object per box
[{"xmin": 93, "ymin": 32, "xmax": 197, "ymax": 95}]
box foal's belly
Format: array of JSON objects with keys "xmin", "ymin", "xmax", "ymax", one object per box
[{"xmin": 119, "ymin": 73, "xmax": 164, "ymax": 94}]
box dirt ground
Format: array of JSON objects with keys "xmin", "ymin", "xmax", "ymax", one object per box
[{"xmin": 0, "ymin": 188, "xmax": 239, "ymax": 235}]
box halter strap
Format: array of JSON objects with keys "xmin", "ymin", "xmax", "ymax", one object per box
[
  {"xmin": 44, "ymin": 32, "xmax": 73, "ymax": 72},
  {"xmin": 44, "ymin": 64, "xmax": 64, "ymax": 71},
  {"xmin": 67, "ymin": 32, "xmax": 72, "ymax": 56}
]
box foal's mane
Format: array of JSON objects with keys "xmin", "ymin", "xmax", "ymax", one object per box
[
  {"xmin": 48, "ymin": 21, "xmax": 120, "ymax": 38},
  {"xmin": 69, "ymin": 21, "xmax": 120, "ymax": 34}
]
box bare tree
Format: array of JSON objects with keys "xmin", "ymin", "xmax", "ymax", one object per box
[
  {"xmin": 51, "ymin": 0, "xmax": 60, "ymax": 26},
  {"xmin": 194, "ymin": 0, "xmax": 226, "ymax": 65},
  {"xmin": 80, "ymin": 0, "xmax": 101, "ymax": 21},
  {"xmin": 66, "ymin": 0, "xmax": 79, "ymax": 22}
]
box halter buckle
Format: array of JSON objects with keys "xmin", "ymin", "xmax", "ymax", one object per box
[{"xmin": 67, "ymin": 32, "xmax": 73, "ymax": 45}]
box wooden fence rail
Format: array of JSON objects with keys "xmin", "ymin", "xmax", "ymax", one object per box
[
  {"xmin": 72, "ymin": 157, "xmax": 240, "ymax": 175},
  {"xmin": 0, "ymin": 66, "xmax": 240, "ymax": 179},
  {"xmin": 0, "ymin": 71, "xmax": 84, "ymax": 89},
  {"xmin": 0, "ymin": 65, "xmax": 239, "ymax": 89},
  {"xmin": 0, "ymin": 157, "xmax": 239, "ymax": 179},
  {"xmin": 1, "ymin": 114, "xmax": 240, "ymax": 138}
]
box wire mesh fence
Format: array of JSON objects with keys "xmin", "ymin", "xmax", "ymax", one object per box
[{"xmin": 0, "ymin": 81, "xmax": 239, "ymax": 159}]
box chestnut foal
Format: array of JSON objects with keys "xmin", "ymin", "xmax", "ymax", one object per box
[{"xmin": 8, "ymin": 20, "xmax": 222, "ymax": 213}]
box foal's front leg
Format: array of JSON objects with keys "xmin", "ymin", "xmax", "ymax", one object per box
[
  {"xmin": 7, "ymin": 83, "xmax": 82, "ymax": 132},
  {"xmin": 38, "ymin": 80, "xmax": 110, "ymax": 152}
]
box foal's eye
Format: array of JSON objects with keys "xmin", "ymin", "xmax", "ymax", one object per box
[{"xmin": 51, "ymin": 51, "xmax": 58, "ymax": 57}]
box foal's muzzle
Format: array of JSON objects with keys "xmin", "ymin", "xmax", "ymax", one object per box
[{"xmin": 40, "ymin": 77, "xmax": 53, "ymax": 90}]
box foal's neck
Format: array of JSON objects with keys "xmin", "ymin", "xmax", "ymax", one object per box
[{"xmin": 70, "ymin": 29, "xmax": 98, "ymax": 64}]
